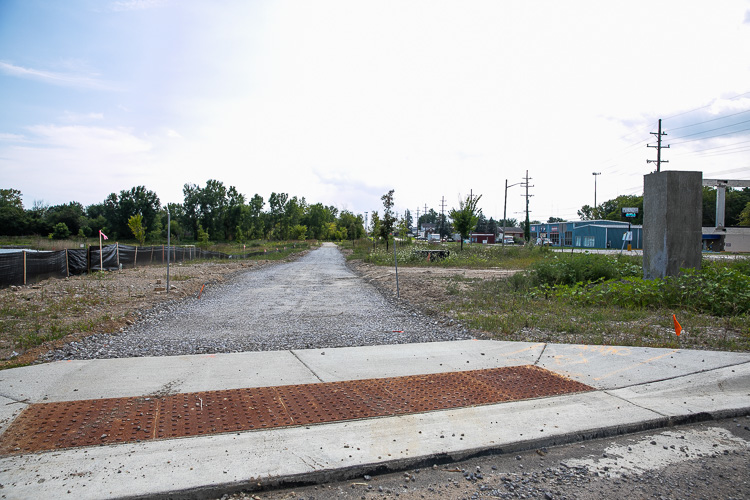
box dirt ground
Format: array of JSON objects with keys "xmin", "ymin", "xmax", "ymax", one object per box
[
  {"xmin": 0, "ymin": 258, "xmax": 285, "ymax": 368},
  {"xmin": 0, "ymin": 251, "xmax": 493, "ymax": 368},
  {"xmin": 348, "ymin": 260, "xmax": 515, "ymax": 315}
]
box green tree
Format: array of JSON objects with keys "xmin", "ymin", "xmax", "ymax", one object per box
[
  {"xmin": 46, "ymin": 202, "xmax": 87, "ymax": 236},
  {"xmin": 268, "ymin": 192, "xmax": 288, "ymax": 239},
  {"xmin": 578, "ymin": 194, "xmax": 643, "ymax": 225},
  {"xmin": 248, "ymin": 194, "xmax": 265, "ymax": 239},
  {"xmin": 403, "ymin": 209, "xmax": 413, "ymax": 231},
  {"xmin": 51, "ymin": 222, "xmax": 71, "ymax": 239},
  {"xmin": 196, "ymin": 222, "xmax": 210, "ymax": 249},
  {"xmin": 726, "ymin": 188, "xmax": 750, "ymax": 226},
  {"xmin": 116, "ymin": 186, "xmax": 161, "ymax": 239},
  {"xmin": 739, "ymin": 201, "xmax": 750, "ymax": 226},
  {"xmin": 418, "ymin": 208, "xmax": 439, "ymax": 226},
  {"xmin": 290, "ymin": 224, "xmax": 307, "ymax": 240},
  {"xmin": 0, "ymin": 188, "xmax": 27, "ymax": 235},
  {"xmin": 396, "ymin": 216, "xmax": 411, "ymax": 242},
  {"xmin": 302, "ymin": 203, "xmax": 336, "ymax": 240},
  {"xmin": 0, "ymin": 188, "xmax": 23, "ymax": 209},
  {"xmin": 182, "ymin": 183, "xmax": 201, "ymax": 238},
  {"xmin": 370, "ymin": 211, "xmax": 381, "ymax": 244},
  {"xmin": 235, "ymin": 225, "xmax": 247, "ymax": 245},
  {"xmin": 379, "ymin": 190, "xmax": 396, "ymax": 250},
  {"xmin": 224, "ymin": 186, "xmax": 246, "ymax": 240},
  {"xmin": 337, "ymin": 210, "xmax": 364, "ymax": 240},
  {"xmin": 128, "ymin": 214, "xmax": 146, "ymax": 246},
  {"xmin": 449, "ymin": 194, "xmax": 482, "ymax": 250},
  {"xmin": 199, "ymin": 179, "xmax": 228, "ymax": 239}
]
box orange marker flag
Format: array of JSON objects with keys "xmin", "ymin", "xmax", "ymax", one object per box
[{"xmin": 672, "ymin": 314, "xmax": 682, "ymax": 336}]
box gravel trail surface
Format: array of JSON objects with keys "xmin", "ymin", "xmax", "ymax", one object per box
[{"xmin": 43, "ymin": 243, "xmax": 470, "ymax": 360}]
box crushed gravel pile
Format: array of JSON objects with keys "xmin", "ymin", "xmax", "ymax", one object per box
[{"xmin": 43, "ymin": 243, "xmax": 471, "ymax": 361}]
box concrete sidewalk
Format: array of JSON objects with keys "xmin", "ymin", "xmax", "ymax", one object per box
[{"xmin": 1, "ymin": 340, "xmax": 749, "ymax": 499}]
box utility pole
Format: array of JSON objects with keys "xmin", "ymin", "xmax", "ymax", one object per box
[
  {"xmin": 521, "ymin": 170, "xmax": 534, "ymax": 243},
  {"xmin": 440, "ymin": 196, "xmax": 447, "ymax": 238},
  {"xmin": 503, "ymin": 179, "xmax": 523, "ymax": 248},
  {"xmin": 647, "ymin": 118, "xmax": 670, "ymax": 172},
  {"xmin": 592, "ymin": 172, "xmax": 601, "ymax": 213}
]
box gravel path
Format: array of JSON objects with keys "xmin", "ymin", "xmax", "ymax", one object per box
[{"xmin": 43, "ymin": 243, "xmax": 471, "ymax": 360}]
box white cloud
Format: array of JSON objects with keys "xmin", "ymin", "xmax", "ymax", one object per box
[
  {"xmin": 110, "ymin": 0, "xmax": 168, "ymax": 12},
  {"xmin": 0, "ymin": 133, "xmax": 29, "ymax": 143},
  {"xmin": 61, "ymin": 111, "xmax": 105, "ymax": 123},
  {"xmin": 26, "ymin": 125, "xmax": 152, "ymax": 154},
  {"xmin": 0, "ymin": 61, "xmax": 120, "ymax": 91}
]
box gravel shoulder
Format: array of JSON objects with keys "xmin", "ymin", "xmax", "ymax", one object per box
[
  {"xmin": 1, "ymin": 257, "xmax": 283, "ymax": 367},
  {"xmin": 40, "ymin": 243, "xmax": 473, "ymax": 361}
]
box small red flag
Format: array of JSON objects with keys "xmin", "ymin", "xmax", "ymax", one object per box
[
  {"xmin": 672, "ymin": 314, "xmax": 682, "ymax": 336},
  {"xmin": 99, "ymin": 229, "xmax": 108, "ymax": 240}
]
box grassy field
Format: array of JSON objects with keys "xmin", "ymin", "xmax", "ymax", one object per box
[
  {"xmin": 344, "ymin": 239, "xmax": 750, "ymax": 351},
  {"xmin": 0, "ymin": 240, "xmax": 318, "ymax": 367}
]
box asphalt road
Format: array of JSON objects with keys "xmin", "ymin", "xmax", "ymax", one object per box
[{"xmin": 230, "ymin": 417, "xmax": 750, "ymax": 500}]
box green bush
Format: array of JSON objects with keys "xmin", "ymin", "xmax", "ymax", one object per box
[
  {"xmin": 51, "ymin": 222, "xmax": 71, "ymax": 239},
  {"xmin": 530, "ymin": 253, "xmax": 640, "ymax": 287},
  {"xmin": 545, "ymin": 264, "xmax": 750, "ymax": 316}
]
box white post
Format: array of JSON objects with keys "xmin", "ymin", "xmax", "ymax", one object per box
[
  {"xmin": 166, "ymin": 209, "xmax": 171, "ymax": 293},
  {"xmin": 99, "ymin": 230, "xmax": 103, "ymax": 271}
]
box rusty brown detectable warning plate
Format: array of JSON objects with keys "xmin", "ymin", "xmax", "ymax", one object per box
[{"xmin": 0, "ymin": 365, "xmax": 593, "ymax": 456}]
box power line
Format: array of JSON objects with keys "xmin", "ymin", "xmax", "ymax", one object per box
[
  {"xmin": 670, "ymin": 125, "xmax": 750, "ymax": 146},
  {"xmin": 669, "ymin": 118, "xmax": 750, "ymax": 140},
  {"xmin": 669, "ymin": 108, "xmax": 750, "ymax": 131},
  {"xmin": 662, "ymin": 90, "xmax": 750, "ymax": 121},
  {"xmin": 674, "ymin": 137, "xmax": 750, "ymax": 155}
]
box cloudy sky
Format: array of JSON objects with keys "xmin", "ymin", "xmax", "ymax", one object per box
[{"xmin": 1, "ymin": 0, "xmax": 749, "ymax": 224}]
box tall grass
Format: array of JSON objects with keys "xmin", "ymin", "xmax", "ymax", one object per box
[
  {"xmin": 344, "ymin": 240, "xmax": 546, "ymax": 270},
  {"xmin": 387, "ymin": 249, "xmax": 750, "ymax": 351}
]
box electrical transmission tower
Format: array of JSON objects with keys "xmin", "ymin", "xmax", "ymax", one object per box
[
  {"xmin": 521, "ymin": 170, "xmax": 534, "ymax": 242},
  {"xmin": 647, "ymin": 118, "xmax": 670, "ymax": 172}
]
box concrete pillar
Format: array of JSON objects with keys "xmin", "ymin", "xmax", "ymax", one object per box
[
  {"xmin": 643, "ymin": 171, "xmax": 702, "ymax": 279},
  {"xmin": 716, "ymin": 185, "xmax": 726, "ymax": 229}
]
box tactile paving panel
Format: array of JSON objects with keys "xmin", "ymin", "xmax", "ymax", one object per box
[{"xmin": 0, "ymin": 365, "xmax": 592, "ymax": 455}]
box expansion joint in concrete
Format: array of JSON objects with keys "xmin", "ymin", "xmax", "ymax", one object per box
[
  {"xmin": 289, "ymin": 350, "xmax": 325, "ymax": 382},
  {"xmin": 602, "ymin": 389, "xmax": 668, "ymax": 418},
  {"xmin": 533, "ymin": 343, "xmax": 548, "ymax": 366}
]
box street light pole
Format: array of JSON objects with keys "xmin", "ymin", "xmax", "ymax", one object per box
[
  {"xmin": 592, "ymin": 172, "xmax": 601, "ymax": 218},
  {"xmin": 503, "ymin": 179, "xmax": 523, "ymax": 248}
]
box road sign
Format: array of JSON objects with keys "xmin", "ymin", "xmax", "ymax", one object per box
[{"xmin": 621, "ymin": 207, "xmax": 639, "ymax": 218}]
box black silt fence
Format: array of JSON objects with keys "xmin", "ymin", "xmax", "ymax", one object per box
[{"xmin": 0, "ymin": 244, "xmax": 273, "ymax": 288}]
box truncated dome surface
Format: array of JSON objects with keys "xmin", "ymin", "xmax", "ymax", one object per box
[{"xmin": 0, "ymin": 365, "xmax": 593, "ymax": 455}]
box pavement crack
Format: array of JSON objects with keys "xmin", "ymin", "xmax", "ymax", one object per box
[
  {"xmin": 2, "ymin": 396, "xmax": 30, "ymax": 406},
  {"xmin": 290, "ymin": 350, "xmax": 325, "ymax": 382}
]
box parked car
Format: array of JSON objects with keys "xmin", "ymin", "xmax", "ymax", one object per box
[{"xmin": 536, "ymin": 237, "xmax": 552, "ymax": 246}]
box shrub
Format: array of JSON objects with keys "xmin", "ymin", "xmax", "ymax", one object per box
[{"xmin": 530, "ymin": 253, "xmax": 640, "ymax": 287}]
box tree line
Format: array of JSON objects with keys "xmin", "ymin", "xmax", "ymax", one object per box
[
  {"xmin": 0, "ymin": 182, "xmax": 366, "ymax": 244},
  {"xmin": 576, "ymin": 188, "xmax": 750, "ymax": 227},
  {"xmin": 4, "ymin": 183, "xmax": 746, "ymax": 246}
]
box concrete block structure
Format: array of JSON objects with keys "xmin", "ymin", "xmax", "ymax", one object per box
[{"xmin": 643, "ymin": 171, "xmax": 702, "ymax": 279}]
